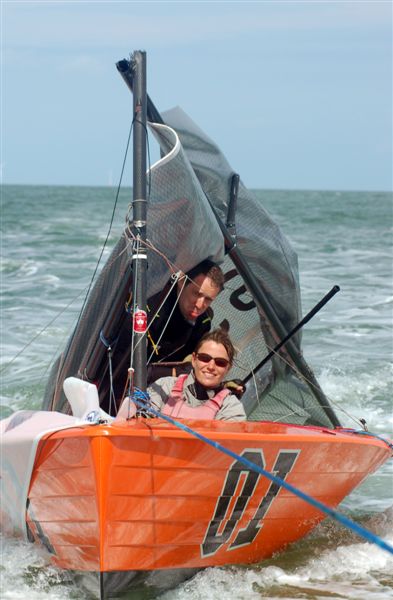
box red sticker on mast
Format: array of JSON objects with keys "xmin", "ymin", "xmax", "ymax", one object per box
[{"xmin": 133, "ymin": 309, "xmax": 147, "ymax": 333}]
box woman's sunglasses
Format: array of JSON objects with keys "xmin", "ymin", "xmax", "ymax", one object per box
[{"xmin": 195, "ymin": 353, "xmax": 229, "ymax": 368}]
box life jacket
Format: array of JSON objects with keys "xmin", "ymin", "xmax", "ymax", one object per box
[{"xmin": 161, "ymin": 374, "xmax": 230, "ymax": 420}]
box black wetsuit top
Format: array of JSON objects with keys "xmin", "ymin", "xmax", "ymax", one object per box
[
  {"xmin": 99, "ymin": 283, "xmax": 212, "ymax": 411},
  {"xmin": 147, "ymin": 286, "xmax": 212, "ymax": 363}
]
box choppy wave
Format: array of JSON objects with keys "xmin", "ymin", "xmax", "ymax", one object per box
[
  {"xmin": 2, "ymin": 512, "xmax": 392, "ymax": 600},
  {"xmin": 163, "ymin": 511, "xmax": 393, "ymax": 600},
  {"xmin": 1, "ymin": 186, "xmax": 392, "ymax": 599}
]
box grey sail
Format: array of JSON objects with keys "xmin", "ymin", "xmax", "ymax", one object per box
[
  {"xmin": 155, "ymin": 107, "xmax": 339, "ymax": 428},
  {"xmin": 43, "ymin": 107, "xmax": 339, "ymax": 429}
]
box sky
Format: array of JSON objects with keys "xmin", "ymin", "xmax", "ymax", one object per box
[{"xmin": 1, "ymin": 0, "xmax": 392, "ymax": 191}]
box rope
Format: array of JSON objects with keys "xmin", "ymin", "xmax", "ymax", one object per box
[
  {"xmin": 106, "ymin": 346, "xmax": 116, "ymax": 416},
  {"xmin": 146, "ymin": 272, "xmax": 184, "ymax": 364},
  {"xmin": 338, "ymin": 429, "xmax": 393, "ymax": 451},
  {"xmin": 127, "ymin": 388, "xmax": 393, "ymax": 556}
]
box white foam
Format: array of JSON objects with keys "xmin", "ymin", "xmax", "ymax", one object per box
[
  {"xmin": 19, "ymin": 260, "xmax": 40, "ymax": 277},
  {"xmin": 318, "ymin": 364, "xmax": 393, "ymax": 433},
  {"xmin": 0, "ymin": 535, "xmax": 74, "ymax": 599},
  {"xmin": 163, "ymin": 533, "xmax": 393, "ymax": 600}
]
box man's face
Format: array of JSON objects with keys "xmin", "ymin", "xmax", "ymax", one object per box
[{"xmin": 177, "ymin": 274, "xmax": 221, "ymax": 323}]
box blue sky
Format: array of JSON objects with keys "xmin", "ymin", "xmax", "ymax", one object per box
[{"xmin": 1, "ymin": 1, "xmax": 392, "ymax": 191}]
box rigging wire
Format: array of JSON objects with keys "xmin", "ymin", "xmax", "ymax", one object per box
[
  {"xmin": 104, "ymin": 115, "xmax": 153, "ymax": 410},
  {"xmin": 146, "ymin": 272, "xmax": 185, "ymax": 365},
  {"xmin": 128, "ymin": 238, "xmax": 140, "ymax": 392},
  {"xmin": 2, "ymin": 112, "xmax": 155, "ymax": 379},
  {"xmin": 73, "ymin": 116, "xmax": 135, "ymax": 333},
  {"xmin": 240, "ymin": 336, "xmax": 371, "ymax": 430},
  {"xmin": 0, "ymin": 286, "xmax": 87, "ymax": 375},
  {"xmin": 1, "ymin": 115, "xmax": 135, "ymax": 376},
  {"xmin": 106, "ymin": 345, "xmax": 116, "ymax": 416}
]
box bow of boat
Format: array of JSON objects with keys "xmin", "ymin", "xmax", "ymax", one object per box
[{"xmin": 19, "ymin": 418, "xmax": 391, "ymax": 574}]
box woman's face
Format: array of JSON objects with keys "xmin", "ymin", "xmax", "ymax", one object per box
[{"xmin": 192, "ymin": 340, "xmax": 231, "ymax": 389}]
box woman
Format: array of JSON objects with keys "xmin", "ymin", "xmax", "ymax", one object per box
[{"xmin": 147, "ymin": 329, "xmax": 246, "ymax": 421}]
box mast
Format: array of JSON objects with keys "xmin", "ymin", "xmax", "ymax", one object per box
[{"xmin": 130, "ymin": 51, "xmax": 148, "ymax": 392}]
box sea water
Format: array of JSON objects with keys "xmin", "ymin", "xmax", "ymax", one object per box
[{"xmin": 1, "ymin": 185, "xmax": 392, "ymax": 599}]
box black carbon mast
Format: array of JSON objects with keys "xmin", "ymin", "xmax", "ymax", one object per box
[{"xmin": 125, "ymin": 51, "xmax": 148, "ymax": 393}]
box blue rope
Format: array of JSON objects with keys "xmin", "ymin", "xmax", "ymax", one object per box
[
  {"xmin": 339, "ymin": 428, "xmax": 393, "ymax": 451},
  {"xmin": 130, "ymin": 389, "xmax": 393, "ymax": 556}
]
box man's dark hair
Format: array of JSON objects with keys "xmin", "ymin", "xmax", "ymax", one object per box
[{"xmin": 185, "ymin": 259, "xmax": 225, "ymax": 291}]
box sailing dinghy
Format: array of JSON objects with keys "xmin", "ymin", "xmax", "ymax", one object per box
[{"xmin": 1, "ymin": 51, "xmax": 391, "ymax": 599}]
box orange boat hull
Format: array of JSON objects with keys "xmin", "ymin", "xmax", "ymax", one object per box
[{"xmin": 23, "ymin": 419, "xmax": 391, "ymax": 575}]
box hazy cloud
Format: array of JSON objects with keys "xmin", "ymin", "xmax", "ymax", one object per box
[{"xmin": 3, "ymin": 1, "xmax": 391, "ymax": 51}]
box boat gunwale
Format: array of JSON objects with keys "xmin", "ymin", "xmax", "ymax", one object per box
[{"xmin": 36, "ymin": 419, "xmax": 393, "ymax": 452}]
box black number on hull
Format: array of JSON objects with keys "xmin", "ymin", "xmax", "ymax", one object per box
[
  {"xmin": 202, "ymin": 450, "xmax": 264, "ymax": 557},
  {"xmin": 230, "ymin": 450, "xmax": 298, "ymax": 549},
  {"xmin": 201, "ymin": 449, "xmax": 299, "ymax": 557}
]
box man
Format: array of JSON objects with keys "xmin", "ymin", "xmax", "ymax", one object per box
[
  {"xmin": 147, "ymin": 259, "xmax": 225, "ymax": 364},
  {"xmin": 105, "ymin": 259, "xmax": 224, "ymax": 406}
]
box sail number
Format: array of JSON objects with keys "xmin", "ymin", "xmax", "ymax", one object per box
[
  {"xmin": 201, "ymin": 448, "xmax": 299, "ymax": 557},
  {"xmin": 225, "ymin": 268, "xmax": 256, "ymax": 311}
]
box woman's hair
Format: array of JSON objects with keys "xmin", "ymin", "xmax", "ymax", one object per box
[{"xmin": 194, "ymin": 328, "xmax": 236, "ymax": 365}]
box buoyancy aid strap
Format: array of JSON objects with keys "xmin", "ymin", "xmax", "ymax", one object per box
[
  {"xmin": 171, "ymin": 374, "xmax": 188, "ymax": 396},
  {"xmin": 207, "ymin": 387, "xmax": 231, "ymax": 410},
  {"xmin": 162, "ymin": 374, "xmax": 188, "ymax": 416},
  {"xmin": 162, "ymin": 375, "xmax": 231, "ymax": 419}
]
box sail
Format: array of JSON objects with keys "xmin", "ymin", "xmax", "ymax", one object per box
[
  {"xmin": 42, "ymin": 120, "xmax": 224, "ymax": 413},
  {"xmin": 156, "ymin": 107, "xmax": 339, "ymax": 428},
  {"xmin": 43, "ymin": 108, "xmax": 339, "ymax": 429}
]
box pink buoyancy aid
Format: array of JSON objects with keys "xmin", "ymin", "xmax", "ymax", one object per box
[{"xmin": 161, "ymin": 374, "xmax": 230, "ymax": 419}]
